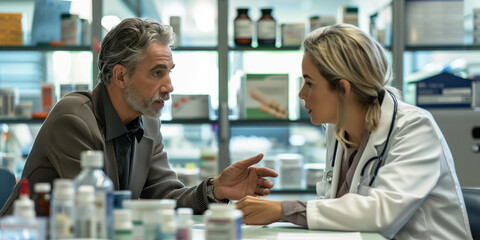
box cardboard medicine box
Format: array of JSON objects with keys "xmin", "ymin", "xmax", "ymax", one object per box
[
  {"xmin": 244, "ymin": 74, "xmax": 288, "ymax": 119},
  {"xmin": 415, "ymin": 72, "xmax": 472, "ymax": 109},
  {"xmin": 172, "ymin": 94, "xmax": 210, "ymax": 119}
]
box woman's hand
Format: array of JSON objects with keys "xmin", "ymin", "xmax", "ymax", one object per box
[{"xmin": 235, "ymin": 196, "xmax": 282, "ymax": 225}]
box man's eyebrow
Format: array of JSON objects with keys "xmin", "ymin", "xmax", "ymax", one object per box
[
  {"xmin": 303, "ymin": 74, "xmax": 312, "ymax": 79},
  {"xmin": 150, "ymin": 63, "xmax": 175, "ymax": 72}
]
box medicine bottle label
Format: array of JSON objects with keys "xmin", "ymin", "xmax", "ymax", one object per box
[
  {"xmin": 234, "ymin": 19, "xmax": 253, "ymax": 38},
  {"xmin": 258, "ymin": 21, "xmax": 276, "ymax": 39},
  {"xmin": 205, "ymin": 218, "xmax": 234, "ymax": 240}
]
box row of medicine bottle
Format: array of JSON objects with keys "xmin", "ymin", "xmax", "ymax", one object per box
[{"xmin": 234, "ymin": 8, "xmax": 276, "ymax": 46}]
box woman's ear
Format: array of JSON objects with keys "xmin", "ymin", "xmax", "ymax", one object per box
[
  {"xmin": 112, "ymin": 64, "xmax": 127, "ymax": 88},
  {"xmin": 339, "ymin": 79, "xmax": 351, "ymax": 97}
]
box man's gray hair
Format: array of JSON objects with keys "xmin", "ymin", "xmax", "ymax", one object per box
[{"xmin": 97, "ymin": 17, "xmax": 175, "ymax": 84}]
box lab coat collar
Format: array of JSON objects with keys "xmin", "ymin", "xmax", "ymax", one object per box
[{"xmin": 348, "ymin": 92, "xmax": 396, "ymax": 193}]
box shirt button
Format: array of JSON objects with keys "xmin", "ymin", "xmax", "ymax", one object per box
[{"xmin": 121, "ymin": 151, "xmax": 126, "ymax": 157}]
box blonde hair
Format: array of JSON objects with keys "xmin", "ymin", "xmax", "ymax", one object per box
[{"xmin": 302, "ymin": 24, "xmax": 401, "ymax": 147}]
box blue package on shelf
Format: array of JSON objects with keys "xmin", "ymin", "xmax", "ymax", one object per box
[{"xmin": 415, "ymin": 72, "xmax": 472, "ymax": 109}]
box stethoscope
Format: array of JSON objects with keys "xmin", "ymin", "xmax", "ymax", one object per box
[{"xmin": 325, "ymin": 90, "xmax": 398, "ymax": 189}]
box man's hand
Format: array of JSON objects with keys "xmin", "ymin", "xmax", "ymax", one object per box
[
  {"xmin": 235, "ymin": 196, "xmax": 282, "ymax": 225},
  {"xmin": 212, "ymin": 153, "xmax": 278, "ymax": 200}
]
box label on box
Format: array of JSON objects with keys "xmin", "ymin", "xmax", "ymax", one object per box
[
  {"xmin": 416, "ymin": 72, "xmax": 472, "ymax": 108},
  {"xmin": 245, "ymin": 74, "xmax": 288, "ymax": 119},
  {"xmin": 172, "ymin": 94, "xmax": 210, "ymax": 119}
]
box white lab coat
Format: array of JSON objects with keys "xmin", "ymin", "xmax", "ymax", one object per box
[{"xmin": 307, "ymin": 92, "xmax": 472, "ymax": 239}]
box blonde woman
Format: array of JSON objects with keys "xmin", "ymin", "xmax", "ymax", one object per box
[{"xmin": 235, "ymin": 24, "xmax": 472, "ymax": 239}]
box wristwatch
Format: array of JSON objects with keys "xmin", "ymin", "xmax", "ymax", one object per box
[{"xmin": 206, "ymin": 178, "xmax": 229, "ymax": 203}]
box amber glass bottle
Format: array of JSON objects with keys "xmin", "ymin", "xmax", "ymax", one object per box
[
  {"xmin": 257, "ymin": 8, "xmax": 276, "ymax": 46},
  {"xmin": 234, "ymin": 8, "xmax": 253, "ymax": 46},
  {"xmin": 33, "ymin": 182, "xmax": 51, "ymax": 217}
]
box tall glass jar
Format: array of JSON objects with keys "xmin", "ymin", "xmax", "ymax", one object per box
[
  {"xmin": 257, "ymin": 8, "xmax": 276, "ymax": 46},
  {"xmin": 234, "ymin": 8, "xmax": 253, "ymax": 46}
]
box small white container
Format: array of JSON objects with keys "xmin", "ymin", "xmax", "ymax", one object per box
[
  {"xmin": 204, "ymin": 204, "xmax": 242, "ymax": 240},
  {"xmin": 114, "ymin": 209, "xmax": 133, "ymax": 240},
  {"xmin": 278, "ymin": 153, "xmax": 303, "ymax": 189}
]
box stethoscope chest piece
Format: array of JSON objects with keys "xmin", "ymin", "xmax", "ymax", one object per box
[{"xmin": 326, "ymin": 171, "xmax": 333, "ymax": 184}]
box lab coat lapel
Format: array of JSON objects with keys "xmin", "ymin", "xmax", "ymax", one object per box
[
  {"xmin": 129, "ymin": 135, "xmax": 153, "ymax": 198},
  {"xmin": 329, "ymin": 141, "xmax": 344, "ymax": 198},
  {"xmin": 350, "ymin": 92, "xmax": 395, "ymax": 193}
]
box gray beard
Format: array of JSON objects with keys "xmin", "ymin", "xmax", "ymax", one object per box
[{"xmin": 124, "ymin": 81, "xmax": 168, "ymax": 118}]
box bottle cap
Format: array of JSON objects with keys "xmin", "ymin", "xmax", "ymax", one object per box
[
  {"xmin": 261, "ymin": 8, "xmax": 273, "ymax": 14},
  {"xmin": 237, "ymin": 8, "xmax": 249, "ymax": 14},
  {"xmin": 34, "ymin": 182, "xmax": 51, "ymax": 193},
  {"xmin": 76, "ymin": 185, "xmax": 95, "ymax": 203},
  {"xmin": 159, "ymin": 199, "xmax": 176, "ymax": 209},
  {"xmin": 81, "ymin": 150, "xmax": 104, "ymax": 168},
  {"xmin": 208, "ymin": 203, "xmax": 236, "ymax": 211},
  {"xmin": 52, "ymin": 179, "xmax": 74, "ymax": 200},
  {"xmin": 177, "ymin": 207, "xmax": 193, "ymax": 219},
  {"xmin": 20, "ymin": 178, "xmax": 29, "ymax": 196}
]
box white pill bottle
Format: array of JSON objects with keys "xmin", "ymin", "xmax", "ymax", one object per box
[{"xmin": 204, "ymin": 204, "xmax": 242, "ymax": 240}]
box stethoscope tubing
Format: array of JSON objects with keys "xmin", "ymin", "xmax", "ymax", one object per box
[{"xmin": 327, "ymin": 90, "xmax": 398, "ymax": 187}]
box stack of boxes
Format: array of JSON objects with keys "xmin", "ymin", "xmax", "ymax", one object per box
[{"xmin": 0, "ymin": 13, "xmax": 22, "ymax": 46}]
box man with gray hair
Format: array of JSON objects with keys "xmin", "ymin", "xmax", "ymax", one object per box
[{"xmin": 1, "ymin": 18, "xmax": 277, "ymax": 215}]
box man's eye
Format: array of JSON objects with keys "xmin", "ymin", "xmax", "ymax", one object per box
[{"xmin": 153, "ymin": 71, "xmax": 162, "ymax": 77}]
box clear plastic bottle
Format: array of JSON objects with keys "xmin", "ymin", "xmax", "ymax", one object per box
[
  {"xmin": 73, "ymin": 150, "xmax": 114, "ymax": 239},
  {"xmin": 234, "ymin": 8, "xmax": 253, "ymax": 46},
  {"xmin": 204, "ymin": 204, "xmax": 242, "ymax": 240},
  {"xmin": 0, "ymin": 178, "xmax": 43, "ymax": 240},
  {"xmin": 74, "ymin": 185, "xmax": 96, "ymax": 238},
  {"xmin": 114, "ymin": 209, "xmax": 133, "ymax": 240},
  {"xmin": 257, "ymin": 8, "xmax": 276, "ymax": 46},
  {"xmin": 159, "ymin": 208, "xmax": 176, "ymax": 240},
  {"xmin": 50, "ymin": 179, "xmax": 75, "ymax": 239},
  {"xmin": 176, "ymin": 208, "xmax": 193, "ymax": 240}
]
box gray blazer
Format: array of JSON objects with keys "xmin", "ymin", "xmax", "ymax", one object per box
[{"xmin": 0, "ymin": 83, "xmax": 210, "ymax": 215}]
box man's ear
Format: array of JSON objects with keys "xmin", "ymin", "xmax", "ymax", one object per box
[
  {"xmin": 339, "ymin": 79, "xmax": 351, "ymax": 97},
  {"xmin": 112, "ymin": 64, "xmax": 127, "ymax": 88}
]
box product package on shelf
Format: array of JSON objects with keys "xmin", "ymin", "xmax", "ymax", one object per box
[
  {"xmin": 406, "ymin": 0, "xmax": 464, "ymax": 45},
  {"xmin": 281, "ymin": 24, "xmax": 305, "ymax": 46},
  {"xmin": 338, "ymin": 6, "xmax": 358, "ymax": 27},
  {"xmin": 243, "ymin": 73, "xmax": 288, "ymax": 119},
  {"xmin": 171, "ymin": 94, "xmax": 210, "ymax": 119},
  {"xmin": 0, "ymin": 13, "xmax": 22, "ymax": 46},
  {"xmin": 414, "ymin": 72, "xmax": 472, "ymax": 109}
]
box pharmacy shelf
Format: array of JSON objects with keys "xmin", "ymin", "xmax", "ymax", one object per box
[
  {"xmin": 173, "ymin": 46, "xmax": 218, "ymax": 51},
  {"xmin": 0, "ymin": 117, "xmax": 45, "ymax": 124},
  {"xmin": 161, "ymin": 119, "xmax": 217, "ymax": 124},
  {"xmin": 405, "ymin": 45, "xmax": 480, "ymax": 51},
  {"xmin": 229, "ymin": 45, "xmax": 301, "ymax": 51},
  {"xmin": 230, "ymin": 119, "xmax": 312, "ymax": 126},
  {"xmin": 0, "ymin": 46, "xmax": 91, "ymax": 52}
]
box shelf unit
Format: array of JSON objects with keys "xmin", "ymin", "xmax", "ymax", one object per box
[{"xmin": 4, "ymin": 0, "xmax": 478, "ymax": 188}]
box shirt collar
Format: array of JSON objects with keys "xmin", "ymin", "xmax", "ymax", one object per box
[{"xmin": 100, "ymin": 84, "xmax": 144, "ymax": 141}]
